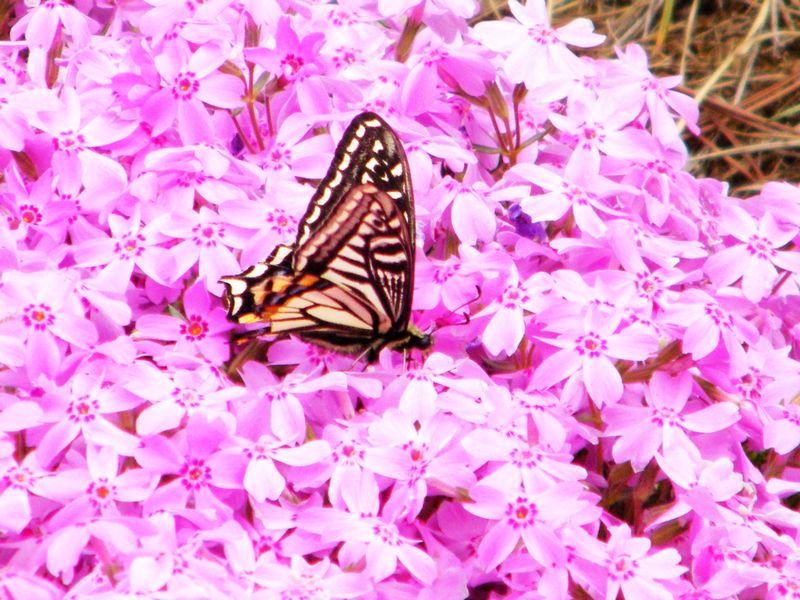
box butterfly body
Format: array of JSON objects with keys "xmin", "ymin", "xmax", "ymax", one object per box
[{"xmin": 220, "ymin": 113, "xmax": 431, "ymax": 361}]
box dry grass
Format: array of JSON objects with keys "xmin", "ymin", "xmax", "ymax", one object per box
[{"xmin": 479, "ymin": 0, "xmax": 800, "ymax": 196}]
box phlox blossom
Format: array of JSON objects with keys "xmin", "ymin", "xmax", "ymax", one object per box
[
  {"xmin": 704, "ymin": 205, "xmax": 800, "ymax": 302},
  {"xmin": 532, "ymin": 308, "xmax": 659, "ymax": 406},
  {"xmin": 604, "ymin": 371, "xmax": 740, "ymax": 470}
]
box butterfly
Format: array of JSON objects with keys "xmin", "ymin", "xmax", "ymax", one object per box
[{"xmin": 220, "ymin": 112, "xmax": 431, "ymax": 362}]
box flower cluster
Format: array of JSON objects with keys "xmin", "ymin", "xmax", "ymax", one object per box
[{"xmin": 1, "ymin": 0, "xmax": 799, "ymax": 597}]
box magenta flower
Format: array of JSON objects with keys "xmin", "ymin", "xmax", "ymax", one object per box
[
  {"xmin": 143, "ymin": 42, "xmax": 244, "ymax": 144},
  {"xmin": 237, "ymin": 361, "xmax": 347, "ymax": 444},
  {"xmin": 245, "ymin": 17, "xmax": 325, "ymax": 87},
  {"xmin": 363, "ymin": 409, "xmax": 476, "ymax": 519},
  {"xmin": 513, "ymin": 161, "xmax": 634, "ymax": 237},
  {"xmin": 414, "ymin": 246, "xmax": 491, "ymax": 313},
  {"xmin": 74, "ymin": 209, "xmax": 177, "ymax": 289},
  {"xmin": 34, "ymin": 371, "xmax": 141, "ymax": 468},
  {"xmin": 250, "ymin": 555, "xmax": 372, "ymax": 598},
  {"xmin": 608, "ymin": 43, "xmax": 700, "ymax": 141},
  {"xmin": 662, "ymin": 289, "xmax": 760, "ymax": 374},
  {"xmin": 133, "ymin": 414, "xmax": 236, "ymax": 520},
  {"xmin": 478, "ymin": 268, "xmax": 553, "ymax": 357},
  {"xmin": 602, "ymin": 524, "xmax": 686, "ymax": 600},
  {"xmin": 654, "ymin": 447, "xmax": 744, "ymax": 524},
  {"xmin": 0, "ymin": 451, "xmax": 49, "ymax": 534},
  {"xmin": 31, "ymin": 87, "xmax": 135, "ymax": 200},
  {"xmin": 218, "ymin": 183, "xmax": 303, "ymax": 269},
  {"xmin": 213, "ymin": 433, "xmax": 331, "ymax": 503},
  {"xmin": 462, "ymin": 425, "xmax": 588, "ymax": 491},
  {"xmin": 149, "ymin": 206, "xmax": 241, "ymax": 293},
  {"xmin": 34, "ymin": 444, "xmax": 158, "ymax": 518},
  {"xmin": 604, "ymin": 371, "xmax": 740, "ymax": 469},
  {"xmin": 134, "ymin": 364, "xmax": 249, "ymax": 436},
  {"xmin": 473, "ymin": 0, "xmax": 604, "ymax": 87},
  {"xmin": 704, "ymin": 205, "xmax": 800, "ymax": 302},
  {"xmin": 403, "ymin": 38, "xmax": 494, "ymax": 114},
  {"xmin": 300, "ymin": 506, "xmax": 438, "ymax": 584},
  {"xmin": 532, "ymin": 308, "xmax": 659, "ymax": 406},
  {"xmin": 135, "ymin": 280, "xmax": 232, "ymax": 364},
  {"xmin": 551, "ymin": 95, "xmax": 659, "ymax": 175},
  {"xmin": 0, "ymin": 270, "xmax": 98, "ymax": 379},
  {"xmin": 466, "ymin": 480, "xmax": 599, "ymax": 572},
  {"xmin": 322, "ymin": 422, "xmax": 379, "ymax": 512}
]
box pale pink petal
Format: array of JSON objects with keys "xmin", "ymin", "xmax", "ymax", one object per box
[
  {"xmin": 583, "ymin": 354, "xmax": 623, "ymax": 406},
  {"xmin": 244, "ymin": 457, "xmax": 285, "ymax": 502},
  {"xmin": 531, "ymin": 348, "xmax": 581, "ymax": 390},
  {"xmin": 476, "ymin": 521, "xmax": 518, "ymax": 571}
]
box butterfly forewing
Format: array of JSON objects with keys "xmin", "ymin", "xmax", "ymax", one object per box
[
  {"xmin": 220, "ymin": 112, "xmax": 430, "ymax": 360},
  {"xmin": 294, "ymin": 113, "xmax": 415, "ymax": 259}
]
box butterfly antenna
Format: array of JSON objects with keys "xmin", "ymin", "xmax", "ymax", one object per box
[{"xmin": 439, "ymin": 285, "xmax": 482, "ymax": 328}]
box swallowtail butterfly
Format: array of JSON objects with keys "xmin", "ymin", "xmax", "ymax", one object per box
[{"xmin": 220, "ymin": 112, "xmax": 431, "ymax": 362}]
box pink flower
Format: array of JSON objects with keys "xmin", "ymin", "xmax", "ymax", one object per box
[
  {"xmin": 299, "ymin": 506, "xmax": 438, "ymax": 584},
  {"xmin": 214, "ymin": 433, "xmax": 331, "ymax": 503},
  {"xmin": 0, "ymin": 270, "xmax": 98, "ymax": 379},
  {"xmin": 532, "ymin": 308, "xmax": 658, "ymax": 406},
  {"xmin": 135, "ymin": 281, "xmax": 232, "ymax": 364},
  {"xmin": 654, "ymin": 447, "xmax": 744, "ymax": 524},
  {"xmin": 551, "ymin": 96, "xmax": 660, "ymax": 176},
  {"xmin": 604, "ymin": 371, "xmax": 740, "ymax": 469},
  {"xmin": 250, "ymin": 555, "xmax": 372, "ymax": 598},
  {"xmin": 34, "ymin": 371, "xmax": 141, "ymax": 468},
  {"xmin": 704, "ymin": 205, "xmax": 800, "ymax": 302},
  {"xmin": 31, "ymin": 87, "xmax": 134, "ymax": 201},
  {"xmin": 473, "ymin": 0, "xmax": 604, "ymax": 88},
  {"xmin": 149, "ymin": 206, "xmax": 241, "ymax": 293},
  {"xmin": 662, "ymin": 289, "xmax": 760, "ymax": 375},
  {"xmin": 237, "ymin": 361, "xmax": 347, "ymax": 444},
  {"xmin": 133, "ymin": 414, "xmax": 236, "ymax": 520},
  {"xmin": 479, "ymin": 268, "xmax": 553, "ymax": 357},
  {"xmin": 363, "ymin": 409, "xmax": 475, "ymax": 519},
  {"xmin": 513, "ymin": 161, "xmax": 634, "ymax": 238},
  {"xmin": 143, "ymin": 42, "xmax": 244, "ymax": 144},
  {"xmin": 0, "ymin": 451, "xmax": 49, "ymax": 533},
  {"xmin": 466, "ymin": 479, "xmax": 599, "ymax": 572},
  {"xmin": 245, "ymin": 17, "xmax": 325, "ymax": 87},
  {"xmin": 608, "ymin": 44, "xmax": 700, "ymax": 141},
  {"xmin": 74, "ymin": 209, "xmax": 177, "ymax": 289},
  {"xmin": 602, "ymin": 524, "xmax": 687, "ymax": 600}
]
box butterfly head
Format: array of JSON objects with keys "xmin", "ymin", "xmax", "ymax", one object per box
[{"xmin": 395, "ymin": 324, "xmax": 432, "ymax": 351}]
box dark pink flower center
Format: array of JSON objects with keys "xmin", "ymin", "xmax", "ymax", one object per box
[
  {"xmin": 180, "ymin": 458, "xmax": 210, "ymax": 489},
  {"xmin": 704, "ymin": 303, "xmax": 733, "ymax": 329},
  {"xmin": 173, "ymin": 71, "xmax": 199, "ymax": 100},
  {"xmin": 609, "ymin": 555, "xmax": 637, "ymax": 580},
  {"xmin": 173, "ymin": 387, "xmax": 201, "ymax": 408},
  {"xmin": 68, "ymin": 397, "xmax": 99, "ymax": 423},
  {"xmin": 115, "ymin": 233, "xmax": 146, "ymax": 258},
  {"xmin": 746, "ymin": 235, "xmax": 775, "ymax": 260},
  {"xmin": 434, "ymin": 262, "xmax": 460, "ymax": 283},
  {"xmin": 55, "ymin": 130, "xmax": 86, "ymax": 153},
  {"xmin": 181, "ymin": 316, "xmax": 209, "ymax": 340},
  {"xmin": 506, "ymin": 496, "xmax": 537, "ymax": 528},
  {"xmin": 575, "ymin": 332, "xmax": 608, "ymax": 357},
  {"xmin": 192, "ymin": 223, "xmax": 224, "ymax": 246},
  {"xmin": 22, "ymin": 303, "xmax": 55, "ymax": 330},
  {"xmin": 281, "ymin": 54, "xmax": 304, "ymax": 78},
  {"xmin": 19, "ymin": 204, "xmax": 42, "ymax": 225}
]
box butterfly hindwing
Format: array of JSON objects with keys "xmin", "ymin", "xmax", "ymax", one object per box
[{"xmin": 220, "ymin": 112, "xmax": 430, "ymax": 360}]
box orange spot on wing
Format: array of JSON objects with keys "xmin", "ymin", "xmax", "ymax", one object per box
[{"xmin": 297, "ymin": 274, "xmax": 319, "ymax": 286}]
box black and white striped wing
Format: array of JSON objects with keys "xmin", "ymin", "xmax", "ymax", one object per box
[
  {"xmin": 220, "ymin": 112, "xmax": 427, "ymax": 357},
  {"xmin": 294, "ymin": 112, "xmax": 415, "ymax": 262}
]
